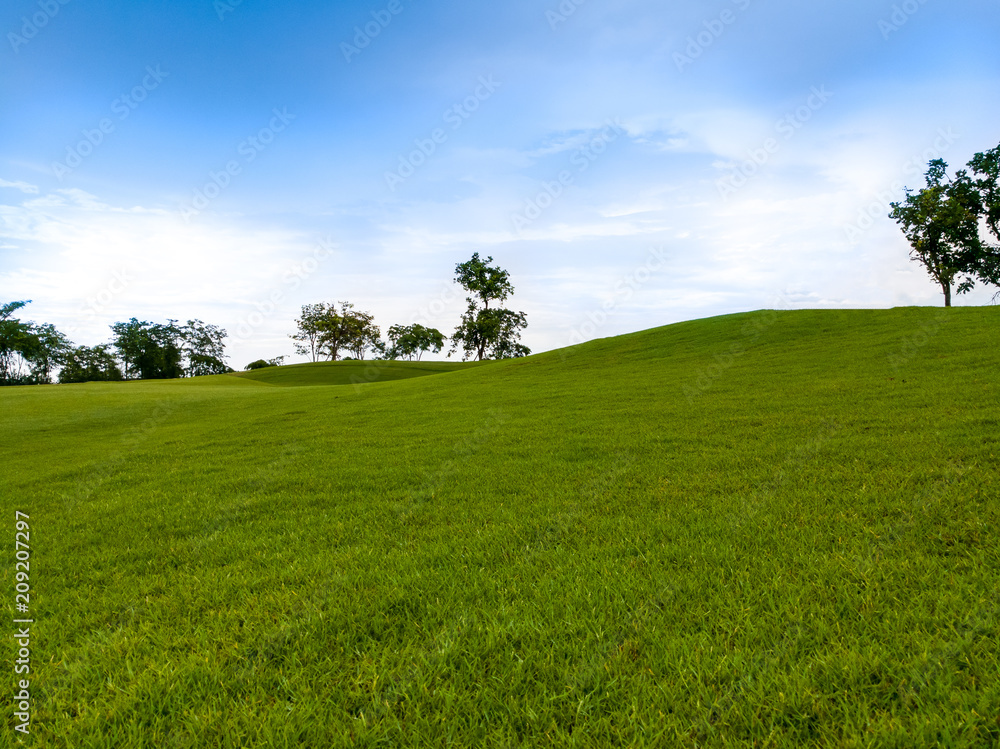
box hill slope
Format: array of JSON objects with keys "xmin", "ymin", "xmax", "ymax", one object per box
[
  {"xmin": 2, "ymin": 307, "xmax": 998, "ymax": 747},
  {"xmin": 229, "ymin": 359, "xmax": 481, "ymax": 387}
]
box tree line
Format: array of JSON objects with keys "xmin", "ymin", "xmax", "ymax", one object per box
[
  {"xmin": 289, "ymin": 253, "xmax": 530, "ymax": 363},
  {"xmin": 890, "ymin": 142, "xmax": 1000, "ymax": 306},
  {"xmin": 2, "ymin": 254, "xmax": 530, "ymax": 385},
  {"xmin": 7, "ymin": 150, "xmax": 995, "ymax": 388},
  {"xmin": 0, "ymin": 303, "xmax": 230, "ymax": 386}
]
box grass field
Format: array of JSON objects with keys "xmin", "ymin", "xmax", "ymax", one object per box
[
  {"xmin": 3, "ymin": 307, "xmax": 999, "ymax": 747},
  {"xmin": 231, "ymin": 359, "xmax": 482, "ymax": 387}
]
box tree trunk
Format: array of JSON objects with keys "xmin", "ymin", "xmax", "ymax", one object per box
[{"xmin": 941, "ymin": 281, "xmax": 952, "ymax": 307}]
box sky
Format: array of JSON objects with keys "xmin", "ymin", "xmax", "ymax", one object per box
[{"xmin": 2, "ymin": 0, "xmax": 999, "ymax": 366}]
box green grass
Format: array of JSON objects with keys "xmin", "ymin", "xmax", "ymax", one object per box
[
  {"xmin": 2, "ymin": 307, "xmax": 999, "ymax": 747},
  {"xmin": 230, "ymin": 359, "xmax": 481, "ymax": 387}
]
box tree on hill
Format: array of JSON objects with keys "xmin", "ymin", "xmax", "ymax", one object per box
[
  {"xmin": 23, "ymin": 322, "xmax": 73, "ymax": 383},
  {"xmin": 3, "ymin": 320, "xmax": 71, "ymax": 385},
  {"xmin": 59, "ymin": 344, "xmax": 123, "ymax": 383},
  {"xmin": 111, "ymin": 318, "xmax": 150, "ymax": 379},
  {"xmin": 314, "ymin": 302, "xmax": 354, "ymax": 361},
  {"xmin": 1, "ymin": 300, "xmax": 73, "ymax": 385},
  {"xmin": 111, "ymin": 319, "xmax": 184, "ymax": 379},
  {"xmin": 967, "ymin": 143, "xmax": 1000, "ymax": 293},
  {"xmin": 182, "ymin": 319, "xmax": 230, "ymax": 376},
  {"xmin": 449, "ymin": 253, "xmax": 529, "ymax": 361},
  {"xmin": 290, "ymin": 304, "xmax": 327, "ymax": 362},
  {"xmin": 111, "ymin": 318, "xmax": 228, "ymax": 379},
  {"xmin": 0, "ymin": 301, "xmax": 32, "ymax": 384},
  {"xmin": 245, "ymin": 356, "xmax": 285, "ymax": 370},
  {"xmin": 291, "ymin": 302, "xmax": 380, "ymax": 361},
  {"xmin": 342, "ymin": 307, "xmax": 381, "ymax": 360},
  {"xmin": 890, "ymin": 145, "xmax": 1000, "ymax": 305},
  {"xmin": 383, "ymin": 323, "xmax": 446, "ymax": 361}
]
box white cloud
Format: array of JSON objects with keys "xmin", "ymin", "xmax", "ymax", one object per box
[
  {"xmin": 0, "ymin": 178, "xmax": 39, "ymax": 194},
  {"xmin": 0, "ymin": 187, "xmax": 336, "ymax": 364}
]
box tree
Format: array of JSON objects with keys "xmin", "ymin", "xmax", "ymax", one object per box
[
  {"xmin": 484, "ymin": 310, "xmax": 530, "ymax": 359},
  {"xmin": 181, "ymin": 319, "xmax": 229, "ymax": 376},
  {"xmin": 290, "ymin": 304, "xmax": 328, "ymax": 362},
  {"xmin": 451, "ymin": 305, "xmax": 529, "ymax": 361},
  {"xmin": 59, "ymin": 344, "xmax": 123, "ymax": 383},
  {"xmin": 137, "ymin": 321, "xmax": 184, "ymax": 379},
  {"xmin": 22, "ymin": 322, "xmax": 72, "ymax": 383},
  {"xmin": 110, "ymin": 317, "xmax": 227, "ymax": 379},
  {"xmin": 890, "ymin": 145, "xmax": 1000, "ymax": 305},
  {"xmin": 448, "ymin": 253, "xmax": 530, "ymax": 361},
  {"xmin": 966, "ymin": 144, "xmax": 1000, "ymax": 292},
  {"xmin": 313, "ymin": 302, "xmax": 353, "ymax": 361},
  {"xmin": 110, "ymin": 318, "xmax": 184, "ymax": 379},
  {"xmin": 245, "ymin": 356, "xmax": 285, "ymax": 370},
  {"xmin": 342, "ymin": 308, "xmax": 381, "ymax": 360},
  {"xmin": 1, "ymin": 301, "xmax": 73, "ymax": 385},
  {"xmin": 889, "ymin": 160, "xmax": 982, "ymax": 307},
  {"xmin": 110, "ymin": 318, "xmax": 146, "ymax": 379},
  {"xmin": 968, "ymin": 144, "xmax": 1000, "ymax": 245},
  {"xmin": 291, "ymin": 302, "xmax": 379, "ymax": 361},
  {"xmin": 384, "ymin": 323, "xmax": 446, "ymax": 361},
  {"xmin": 1, "ymin": 301, "xmax": 36, "ymax": 385}
]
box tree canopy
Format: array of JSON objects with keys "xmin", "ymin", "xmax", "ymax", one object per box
[
  {"xmin": 966, "ymin": 143, "xmax": 1000, "ymax": 289},
  {"xmin": 453, "ymin": 252, "xmax": 515, "ymax": 310},
  {"xmin": 1, "ymin": 300, "xmax": 73, "ymax": 385},
  {"xmin": 290, "ymin": 302, "xmax": 381, "ymax": 361},
  {"xmin": 182, "ymin": 319, "xmax": 230, "ymax": 376},
  {"xmin": 383, "ymin": 323, "xmax": 446, "ymax": 361},
  {"xmin": 245, "ymin": 356, "xmax": 285, "ymax": 370},
  {"xmin": 59, "ymin": 344, "xmax": 123, "ymax": 384},
  {"xmin": 1, "ymin": 302, "xmax": 230, "ymax": 385},
  {"xmin": 109, "ymin": 318, "xmax": 229, "ymax": 379},
  {"xmin": 890, "ymin": 144, "xmax": 1000, "ymax": 305},
  {"xmin": 449, "ymin": 254, "xmax": 530, "ymax": 361}
]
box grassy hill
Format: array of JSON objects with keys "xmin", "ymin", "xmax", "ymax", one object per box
[
  {"xmin": 2, "ymin": 307, "xmax": 998, "ymax": 747},
  {"xmin": 230, "ymin": 359, "xmax": 481, "ymax": 387}
]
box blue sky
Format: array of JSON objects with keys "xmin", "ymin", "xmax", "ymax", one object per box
[{"xmin": 2, "ymin": 0, "xmax": 999, "ymax": 365}]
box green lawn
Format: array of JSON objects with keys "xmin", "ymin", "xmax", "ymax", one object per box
[
  {"xmin": 230, "ymin": 359, "xmax": 481, "ymax": 387},
  {"xmin": 3, "ymin": 307, "xmax": 999, "ymax": 747}
]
